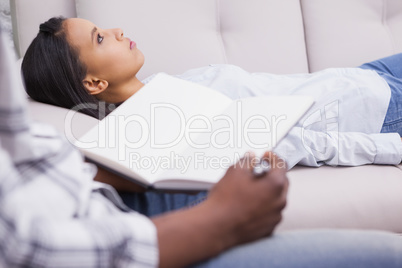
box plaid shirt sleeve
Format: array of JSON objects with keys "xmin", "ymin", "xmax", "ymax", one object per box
[{"xmin": 0, "ymin": 28, "xmax": 158, "ymax": 268}]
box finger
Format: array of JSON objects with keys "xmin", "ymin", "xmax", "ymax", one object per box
[{"xmin": 262, "ymin": 151, "xmax": 287, "ymax": 170}]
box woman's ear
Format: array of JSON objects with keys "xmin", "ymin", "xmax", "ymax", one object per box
[{"xmin": 82, "ymin": 76, "xmax": 109, "ymax": 95}]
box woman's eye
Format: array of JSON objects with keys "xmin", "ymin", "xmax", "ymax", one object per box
[{"xmin": 97, "ymin": 34, "xmax": 104, "ymax": 44}]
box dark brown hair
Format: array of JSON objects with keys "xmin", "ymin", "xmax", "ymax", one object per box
[{"xmin": 22, "ymin": 17, "xmax": 112, "ymax": 119}]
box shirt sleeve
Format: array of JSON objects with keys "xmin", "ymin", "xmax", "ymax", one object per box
[
  {"xmin": 0, "ymin": 137, "xmax": 159, "ymax": 268},
  {"xmin": 0, "ymin": 28, "xmax": 159, "ymax": 268},
  {"xmin": 274, "ymin": 127, "xmax": 402, "ymax": 169}
]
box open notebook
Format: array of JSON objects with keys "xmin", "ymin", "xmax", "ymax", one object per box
[{"xmin": 75, "ymin": 73, "xmax": 314, "ymax": 190}]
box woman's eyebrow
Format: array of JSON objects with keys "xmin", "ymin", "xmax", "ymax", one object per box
[{"xmin": 91, "ymin": 27, "xmax": 97, "ymax": 44}]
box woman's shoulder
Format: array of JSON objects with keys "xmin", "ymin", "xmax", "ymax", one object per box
[{"xmin": 176, "ymin": 64, "xmax": 247, "ymax": 82}]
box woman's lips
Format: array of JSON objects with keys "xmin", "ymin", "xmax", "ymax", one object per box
[{"xmin": 130, "ymin": 40, "xmax": 136, "ymax": 49}]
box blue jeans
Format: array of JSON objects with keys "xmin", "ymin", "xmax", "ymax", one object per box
[
  {"xmin": 194, "ymin": 229, "xmax": 402, "ymax": 268},
  {"xmin": 119, "ymin": 190, "xmax": 208, "ymax": 217},
  {"xmin": 120, "ymin": 191, "xmax": 402, "ymax": 267},
  {"xmin": 359, "ymin": 53, "xmax": 402, "ymax": 135}
]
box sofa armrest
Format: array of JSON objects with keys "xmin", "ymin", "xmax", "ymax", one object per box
[{"xmin": 27, "ymin": 99, "xmax": 98, "ymax": 140}]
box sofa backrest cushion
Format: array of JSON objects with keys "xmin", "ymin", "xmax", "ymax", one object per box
[
  {"xmin": 11, "ymin": 0, "xmax": 402, "ymax": 77},
  {"xmin": 76, "ymin": 0, "xmax": 309, "ymax": 79},
  {"xmin": 10, "ymin": 0, "xmax": 76, "ymax": 58},
  {"xmin": 301, "ymin": 0, "xmax": 402, "ymax": 71}
]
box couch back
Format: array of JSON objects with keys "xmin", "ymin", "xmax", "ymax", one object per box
[{"xmin": 11, "ymin": 0, "xmax": 402, "ymax": 81}]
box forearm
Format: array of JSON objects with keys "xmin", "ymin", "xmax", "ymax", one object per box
[{"xmin": 152, "ymin": 200, "xmax": 235, "ymax": 268}]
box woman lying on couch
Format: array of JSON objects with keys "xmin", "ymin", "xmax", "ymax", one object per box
[{"xmin": 22, "ymin": 17, "xmax": 402, "ymax": 169}]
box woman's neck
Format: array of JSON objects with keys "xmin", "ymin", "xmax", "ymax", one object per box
[{"xmin": 97, "ymin": 77, "xmax": 144, "ymax": 104}]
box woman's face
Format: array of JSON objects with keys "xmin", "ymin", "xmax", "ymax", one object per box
[{"xmin": 64, "ymin": 18, "xmax": 144, "ymax": 88}]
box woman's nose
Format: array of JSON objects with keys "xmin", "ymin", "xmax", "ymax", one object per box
[{"xmin": 114, "ymin": 28, "xmax": 124, "ymax": 40}]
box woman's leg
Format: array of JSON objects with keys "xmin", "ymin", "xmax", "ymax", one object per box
[
  {"xmin": 359, "ymin": 53, "xmax": 402, "ymax": 78},
  {"xmin": 359, "ymin": 54, "xmax": 402, "ymax": 135},
  {"xmin": 118, "ymin": 190, "xmax": 208, "ymax": 217},
  {"xmin": 193, "ymin": 229, "xmax": 402, "ymax": 268}
]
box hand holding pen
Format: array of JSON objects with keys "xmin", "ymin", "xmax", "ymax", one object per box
[{"xmin": 253, "ymin": 158, "xmax": 271, "ymax": 177}]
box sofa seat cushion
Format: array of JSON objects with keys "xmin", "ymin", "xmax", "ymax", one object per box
[{"xmin": 278, "ymin": 164, "xmax": 402, "ymax": 233}]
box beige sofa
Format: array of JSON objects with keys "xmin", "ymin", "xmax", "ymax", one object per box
[{"xmin": 11, "ymin": 0, "xmax": 402, "ymax": 233}]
